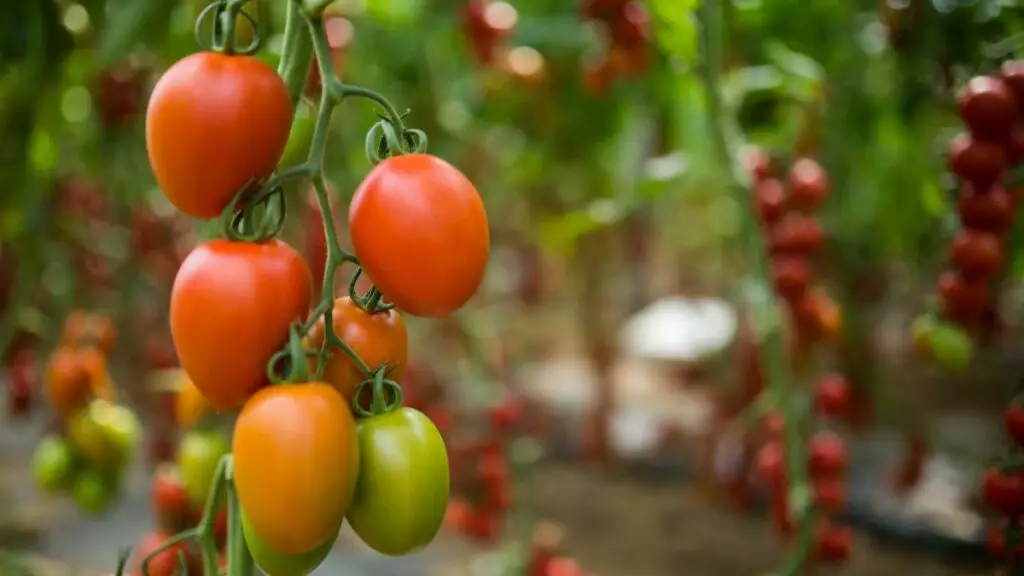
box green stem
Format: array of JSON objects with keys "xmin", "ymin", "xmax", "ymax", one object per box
[
  {"xmin": 276, "ymin": 0, "xmax": 313, "ymax": 110},
  {"xmin": 225, "ymin": 457, "xmax": 254, "ymax": 576},
  {"xmin": 696, "ymin": 1, "xmax": 813, "ymax": 574},
  {"xmin": 198, "ymin": 456, "xmax": 229, "ymax": 576}
]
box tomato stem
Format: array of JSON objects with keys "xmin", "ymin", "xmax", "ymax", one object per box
[
  {"xmin": 697, "ymin": 0, "xmax": 815, "ymax": 573},
  {"xmin": 225, "ymin": 457, "xmax": 255, "ymax": 576}
]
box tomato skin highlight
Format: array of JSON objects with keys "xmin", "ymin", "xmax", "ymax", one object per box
[
  {"xmin": 233, "ymin": 382, "xmax": 359, "ymax": 556},
  {"xmin": 347, "ymin": 407, "xmax": 450, "ymax": 556},
  {"xmin": 305, "ymin": 297, "xmax": 408, "ymax": 403},
  {"xmin": 348, "ymin": 153, "xmax": 490, "ymax": 317},
  {"xmin": 170, "ymin": 239, "xmax": 312, "ymax": 410},
  {"xmin": 146, "ymin": 52, "xmax": 292, "ymax": 219},
  {"xmin": 242, "ymin": 510, "xmax": 339, "ymax": 576}
]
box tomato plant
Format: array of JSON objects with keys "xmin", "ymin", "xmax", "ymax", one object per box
[
  {"xmin": 347, "ymin": 407, "xmax": 450, "ymax": 556},
  {"xmin": 233, "ymin": 382, "xmax": 359, "ymax": 555},
  {"xmin": 146, "ymin": 52, "xmax": 293, "ymax": 219}
]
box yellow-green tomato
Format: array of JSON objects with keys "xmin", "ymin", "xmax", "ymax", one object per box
[
  {"xmin": 346, "ymin": 407, "xmax": 450, "ymax": 556},
  {"xmin": 73, "ymin": 469, "xmax": 114, "ymax": 516},
  {"xmin": 96, "ymin": 403, "xmax": 141, "ymax": 466},
  {"xmin": 68, "ymin": 401, "xmax": 117, "ymax": 469},
  {"xmin": 32, "ymin": 435, "xmax": 76, "ymax": 493},
  {"xmin": 177, "ymin": 430, "xmax": 229, "ymax": 507},
  {"xmin": 242, "ymin": 509, "xmax": 339, "ymax": 576},
  {"xmin": 925, "ymin": 321, "xmax": 974, "ymax": 372}
]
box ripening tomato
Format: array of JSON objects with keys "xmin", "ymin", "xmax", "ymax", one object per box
[
  {"xmin": 234, "ymin": 382, "xmax": 359, "ymax": 555},
  {"xmin": 754, "ymin": 178, "xmax": 786, "ymax": 226},
  {"xmin": 957, "ymin": 184, "xmax": 1014, "ymax": 232},
  {"xmin": 243, "ymin": 509, "xmax": 339, "ymax": 576},
  {"xmin": 948, "ymin": 133, "xmax": 1006, "ymax": 188},
  {"xmin": 133, "ymin": 531, "xmax": 193, "ymax": 576},
  {"xmin": 174, "ymin": 372, "xmax": 211, "ymax": 429},
  {"xmin": 146, "ymin": 52, "xmax": 292, "ymax": 219},
  {"xmin": 983, "ymin": 468, "xmax": 1024, "ymax": 515},
  {"xmin": 958, "ymin": 76, "xmax": 1017, "ymax": 141},
  {"xmin": 808, "ymin": 433, "xmax": 846, "ymax": 477},
  {"xmin": 347, "ymin": 407, "xmax": 450, "ymax": 555},
  {"xmin": 1006, "ymin": 405, "xmax": 1024, "ymax": 450},
  {"xmin": 787, "ymin": 158, "xmax": 829, "ymax": 209},
  {"xmin": 792, "ymin": 289, "xmax": 842, "ymax": 342},
  {"xmin": 44, "ymin": 347, "xmax": 92, "ymax": 420},
  {"xmin": 949, "ymin": 229, "xmax": 1002, "ymax": 279},
  {"xmin": 152, "ymin": 463, "xmax": 193, "ymax": 532},
  {"xmin": 813, "ymin": 374, "xmax": 849, "ymax": 417},
  {"xmin": 170, "ymin": 239, "xmax": 312, "ymax": 410},
  {"xmin": 349, "ymin": 154, "xmax": 490, "ymax": 317},
  {"xmin": 305, "ymin": 297, "xmax": 408, "ymax": 403}
]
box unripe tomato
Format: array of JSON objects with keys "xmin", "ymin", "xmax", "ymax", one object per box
[
  {"xmin": 69, "ymin": 400, "xmax": 139, "ymax": 470},
  {"xmin": 349, "ymin": 154, "xmax": 490, "ymax": 317},
  {"xmin": 957, "ymin": 184, "xmax": 1014, "ymax": 232},
  {"xmin": 813, "ymin": 374, "xmax": 849, "ymax": 417},
  {"xmin": 921, "ymin": 321, "xmax": 973, "ymax": 371},
  {"xmin": 170, "ymin": 239, "xmax": 312, "ymax": 410},
  {"xmin": 242, "ymin": 510, "xmax": 338, "ymax": 576},
  {"xmin": 347, "ymin": 407, "xmax": 450, "ymax": 556},
  {"xmin": 948, "ymin": 133, "xmax": 1006, "ymax": 188},
  {"xmin": 808, "ymin": 433, "xmax": 846, "ymax": 477},
  {"xmin": 957, "ymin": 76, "xmax": 1017, "ymax": 141},
  {"xmin": 983, "ymin": 468, "xmax": 1024, "ymax": 515},
  {"xmin": 174, "ymin": 372, "xmax": 211, "ymax": 429},
  {"xmin": 949, "ymin": 229, "xmax": 1002, "ymax": 279},
  {"xmin": 177, "ymin": 430, "xmax": 229, "ymax": 508},
  {"xmin": 1006, "ymin": 404, "xmax": 1024, "ymax": 450},
  {"xmin": 73, "ymin": 469, "xmax": 115, "ymax": 515},
  {"xmin": 146, "ymin": 52, "xmax": 292, "ymax": 219},
  {"xmin": 44, "ymin": 347, "xmax": 92, "ymax": 420},
  {"xmin": 304, "ymin": 297, "xmax": 408, "ymax": 403},
  {"xmin": 786, "ymin": 158, "xmax": 829, "ymax": 209},
  {"xmin": 234, "ymin": 382, "xmax": 359, "ymax": 555},
  {"xmin": 32, "ymin": 435, "xmax": 76, "ymax": 493},
  {"xmin": 132, "ymin": 531, "xmax": 193, "ymax": 576}
]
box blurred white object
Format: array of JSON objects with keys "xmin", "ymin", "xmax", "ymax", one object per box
[{"xmin": 620, "ymin": 296, "xmax": 738, "ymax": 363}]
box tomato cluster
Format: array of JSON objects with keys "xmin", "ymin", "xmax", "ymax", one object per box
[
  {"xmin": 33, "ymin": 312, "xmax": 141, "ymax": 516},
  {"xmin": 580, "ymin": 0, "xmax": 649, "ymax": 94},
  {"xmin": 981, "ymin": 396, "xmax": 1024, "ymax": 569}
]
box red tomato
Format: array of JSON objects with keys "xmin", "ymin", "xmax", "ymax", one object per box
[
  {"xmin": 768, "ymin": 215, "xmax": 824, "ymax": 255},
  {"xmin": 813, "ymin": 478, "xmax": 847, "ymax": 514},
  {"xmin": 814, "ymin": 522, "xmax": 852, "ymax": 563},
  {"xmin": 132, "ymin": 531, "xmax": 193, "ymax": 576},
  {"xmin": 1001, "ymin": 60, "xmax": 1024, "ymax": 108},
  {"xmin": 741, "ymin": 145, "xmax": 773, "ymax": 181},
  {"xmin": 948, "ymin": 133, "xmax": 1006, "ymax": 188},
  {"xmin": 957, "ymin": 184, "xmax": 1014, "ymax": 233},
  {"xmin": 754, "ymin": 442, "xmax": 785, "ymax": 486},
  {"xmin": 958, "ymin": 76, "xmax": 1017, "ymax": 141},
  {"xmin": 170, "ymin": 239, "xmax": 312, "ymax": 410},
  {"xmin": 937, "ymin": 271, "xmax": 988, "ymax": 324},
  {"xmin": 754, "ymin": 178, "xmax": 786, "ymax": 225},
  {"xmin": 813, "ymin": 374, "xmax": 850, "ymax": 417},
  {"xmin": 787, "ymin": 158, "xmax": 829, "ymax": 209},
  {"xmin": 151, "ymin": 465, "xmax": 193, "ymax": 532},
  {"xmin": 808, "ymin": 433, "xmax": 846, "ymax": 477},
  {"xmin": 146, "ymin": 52, "xmax": 292, "ymax": 219},
  {"xmin": 983, "ymin": 468, "xmax": 1024, "ymax": 515},
  {"xmin": 988, "ymin": 518, "xmax": 1024, "ymax": 560},
  {"xmin": 1006, "ymin": 404, "xmax": 1024, "ymax": 450},
  {"xmin": 464, "ymin": 510, "xmax": 500, "ymax": 542},
  {"xmin": 949, "ymin": 229, "xmax": 1002, "ymax": 279},
  {"xmin": 349, "ymin": 154, "xmax": 490, "ymax": 317},
  {"xmin": 761, "ymin": 412, "xmax": 785, "ymax": 440},
  {"xmin": 487, "ymin": 399, "xmax": 523, "ymax": 431},
  {"xmin": 770, "ymin": 256, "xmax": 810, "ymax": 301}
]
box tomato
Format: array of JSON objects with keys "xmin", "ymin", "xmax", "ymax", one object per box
[
  {"xmin": 753, "ymin": 179, "xmax": 786, "ymax": 226},
  {"xmin": 278, "ymin": 101, "xmax": 316, "ymax": 170},
  {"xmin": 173, "ymin": 372, "xmax": 211, "ymax": 429},
  {"xmin": 949, "ymin": 229, "xmax": 1002, "ymax": 279},
  {"xmin": 152, "ymin": 464, "xmax": 193, "ymax": 532},
  {"xmin": 170, "ymin": 239, "xmax": 312, "ymax": 410},
  {"xmin": 305, "ymin": 297, "xmax": 408, "ymax": 403},
  {"xmin": 77, "ymin": 347, "xmax": 115, "ymax": 401},
  {"xmin": 487, "ymin": 399, "xmax": 523, "ymax": 431},
  {"xmin": 812, "ymin": 479, "xmax": 846, "ymax": 514},
  {"xmin": 177, "ymin": 430, "xmax": 230, "ymax": 508},
  {"xmin": 921, "ymin": 320, "xmax": 973, "ymax": 371},
  {"xmin": 768, "ymin": 215, "xmax": 824, "ymax": 255},
  {"xmin": 1007, "ymin": 405, "xmax": 1024, "ymax": 450},
  {"xmin": 62, "ymin": 312, "xmax": 117, "ymax": 354},
  {"xmin": 32, "ymin": 435, "xmax": 76, "ymax": 493},
  {"xmin": 349, "ymin": 153, "xmax": 490, "ymax": 317},
  {"xmin": 937, "ymin": 271, "xmax": 988, "ymax": 324},
  {"xmin": 132, "ymin": 531, "xmax": 193, "ymax": 576},
  {"xmin": 787, "ymin": 158, "xmax": 828, "ymax": 209},
  {"xmin": 948, "ymin": 133, "xmax": 1006, "ymax": 188},
  {"xmin": 761, "ymin": 412, "xmax": 785, "ymax": 439},
  {"xmin": 73, "ymin": 469, "xmax": 115, "ymax": 515},
  {"xmin": 754, "ymin": 441, "xmax": 784, "ymax": 487},
  {"xmin": 792, "ymin": 289, "xmax": 842, "ymax": 342},
  {"xmin": 808, "ymin": 433, "xmax": 846, "ymax": 477},
  {"xmin": 813, "ymin": 374, "xmax": 849, "ymax": 417},
  {"xmin": 94, "ymin": 62, "xmax": 145, "ymax": 132},
  {"xmin": 347, "ymin": 407, "xmax": 449, "ymax": 555},
  {"xmin": 44, "ymin": 347, "xmax": 92, "ymax": 420},
  {"xmin": 770, "ymin": 256, "xmax": 809, "ymax": 300},
  {"xmin": 243, "ymin": 510, "xmax": 339, "ymax": 576},
  {"xmin": 68, "ymin": 400, "xmax": 140, "ymax": 470},
  {"xmin": 958, "ymin": 184, "xmax": 1014, "ymax": 232},
  {"xmin": 988, "ymin": 518, "xmax": 1024, "ymax": 560},
  {"xmin": 741, "ymin": 146, "xmax": 773, "ymax": 181},
  {"xmin": 958, "ymin": 76, "xmax": 1017, "ymax": 141},
  {"xmin": 983, "ymin": 468, "xmax": 1024, "ymax": 515},
  {"xmin": 146, "ymin": 52, "xmax": 292, "ymax": 219},
  {"xmin": 813, "ymin": 522, "xmax": 852, "ymax": 563},
  {"xmin": 234, "ymin": 382, "xmax": 359, "ymax": 555}
]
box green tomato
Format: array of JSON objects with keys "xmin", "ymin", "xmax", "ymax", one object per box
[
  {"xmin": 925, "ymin": 321, "xmax": 974, "ymax": 372},
  {"xmin": 178, "ymin": 430, "xmax": 230, "ymax": 507},
  {"xmin": 278, "ymin": 102, "xmax": 315, "ymax": 170},
  {"xmin": 96, "ymin": 403, "xmax": 141, "ymax": 466},
  {"xmin": 32, "ymin": 435, "xmax": 76, "ymax": 493},
  {"xmin": 242, "ymin": 509, "xmax": 338, "ymax": 576},
  {"xmin": 68, "ymin": 402, "xmax": 116, "ymax": 469},
  {"xmin": 73, "ymin": 469, "xmax": 114, "ymax": 516},
  {"xmin": 346, "ymin": 407, "xmax": 450, "ymax": 556}
]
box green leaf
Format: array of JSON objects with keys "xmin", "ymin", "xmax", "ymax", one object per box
[{"xmin": 648, "ymin": 0, "xmax": 699, "ymax": 64}]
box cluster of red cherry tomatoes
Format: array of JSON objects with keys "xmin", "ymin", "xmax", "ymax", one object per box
[
  {"xmin": 580, "ymin": 0, "xmax": 648, "ymax": 94},
  {"xmin": 983, "ymin": 393, "xmax": 1024, "ymax": 569}
]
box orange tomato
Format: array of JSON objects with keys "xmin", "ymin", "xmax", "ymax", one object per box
[
  {"xmin": 77, "ymin": 347, "xmax": 115, "ymax": 401},
  {"xmin": 233, "ymin": 382, "xmax": 359, "ymax": 555},
  {"xmin": 61, "ymin": 311, "xmax": 116, "ymax": 354},
  {"xmin": 305, "ymin": 297, "xmax": 408, "ymax": 403},
  {"xmin": 174, "ymin": 373, "xmax": 211, "ymax": 429},
  {"xmin": 348, "ymin": 154, "xmax": 489, "ymax": 317},
  {"xmin": 44, "ymin": 347, "xmax": 92, "ymax": 419},
  {"xmin": 145, "ymin": 52, "xmax": 292, "ymax": 219},
  {"xmin": 170, "ymin": 239, "xmax": 312, "ymax": 410}
]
